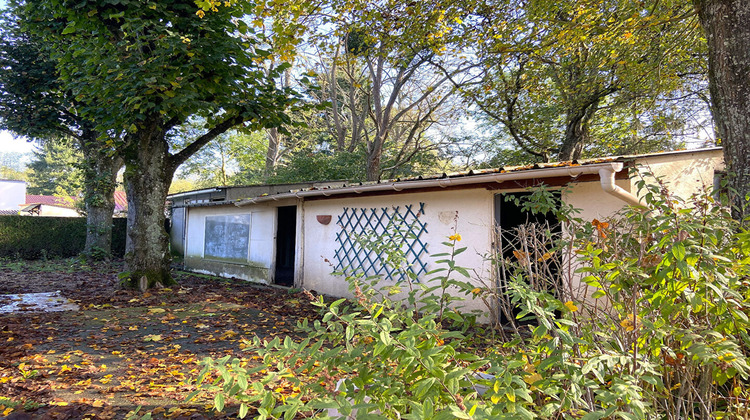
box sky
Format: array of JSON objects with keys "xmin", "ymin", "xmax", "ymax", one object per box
[{"xmin": 1, "ymin": 131, "xmax": 36, "ymax": 154}]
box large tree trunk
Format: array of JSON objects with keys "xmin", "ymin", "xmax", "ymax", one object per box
[
  {"xmin": 558, "ymin": 103, "xmax": 598, "ymax": 161},
  {"xmin": 123, "ymin": 123, "xmax": 176, "ymax": 290},
  {"xmin": 79, "ymin": 129, "xmax": 124, "ymax": 259},
  {"xmin": 695, "ymin": 0, "xmax": 750, "ymax": 219},
  {"xmin": 366, "ymin": 138, "xmax": 383, "ymax": 181}
]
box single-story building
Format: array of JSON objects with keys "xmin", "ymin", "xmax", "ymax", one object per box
[{"xmin": 171, "ymin": 148, "xmax": 724, "ymax": 313}]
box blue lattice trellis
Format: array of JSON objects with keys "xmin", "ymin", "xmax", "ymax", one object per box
[{"xmin": 334, "ymin": 203, "xmax": 428, "ymax": 282}]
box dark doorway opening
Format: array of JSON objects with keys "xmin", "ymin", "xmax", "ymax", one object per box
[
  {"xmin": 274, "ymin": 206, "xmax": 297, "ymax": 287},
  {"xmin": 494, "ymin": 192, "xmax": 561, "ymax": 325}
]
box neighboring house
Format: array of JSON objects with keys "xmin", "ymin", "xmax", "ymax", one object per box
[
  {"xmin": 173, "ymin": 148, "xmax": 724, "ymax": 314},
  {"xmin": 20, "ymin": 194, "xmax": 79, "ymax": 217},
  {"xmin": 0, "ymin": 179, "xmax": 26, "ymax": 213},
  {"xmin": 0, "ymin": 181, "xmax": 128, "ymax": 218}
]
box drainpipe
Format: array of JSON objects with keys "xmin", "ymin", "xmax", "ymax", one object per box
[{"xmin": 598, "ymin": 166, "xmax": 645, "ymax": 208}]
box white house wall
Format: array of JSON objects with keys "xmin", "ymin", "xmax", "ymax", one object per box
[
  {"xmin": 36, "ymin": 205, "xmax": 80, "ymax": 217},
  {"xmin": 633, "ymin": 150, "xmax": 724, "ymax": 200},
  {"xmin": 184, "ymin": 202, "xmax": 290, "ymax": 284},
  {"xmin": 302, "ymin": 189, "xmax": 501, "ymax": 314},
  {"xmin": 564, "ymin": 178, "xmax": 634, "ymax": 222},
  {"xmin": 0, "ymin": 180, "xmax": 25, "ymax": 211},
  {"xmin": 178, "ymin": 149, "xmax": 724, "ymax": 320}
]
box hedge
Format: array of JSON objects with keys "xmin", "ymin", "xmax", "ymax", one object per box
[{"xmin": 0, "ymin": 216, "xmax": 127, "ymax": 259}]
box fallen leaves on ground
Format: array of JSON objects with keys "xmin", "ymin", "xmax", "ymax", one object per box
[{"xmin": 0, "ymin": 260, "xmax": 321, "ymax": 419}]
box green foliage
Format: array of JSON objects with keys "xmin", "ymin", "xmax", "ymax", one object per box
[
  {"xmin": 0, "ymin": 10, "xmax": 73, "ymax": 142},
  {"xmin": 19, "ymin": 0, "xmax": 294, "ymax": 136},
  {"xmin": 268, "ymin": 149, "xmax": 366, "ymax": 183},
  {"xmin": 173, "ymin": 127, "xmax": 268, "ymax": 187},
  {"xmin": 26, "ymin": 138, "xmax": 83, "ymax": 197},
  {"xmin": 195, "ymin": 237, "xmax": 485, "ymax": 419},
  {"xmin": 465, "ymin": 0, "xmax": 708, "ymax": 161},
  {"xmin": 0, "ymin": 216, "xmax": 126, "ymax": 259},
  {"xmin": 194, "ymin": 182, "xmax": 748, "ymax": 419}
]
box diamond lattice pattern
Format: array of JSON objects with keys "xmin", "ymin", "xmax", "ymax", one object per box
[{"xmin": 334, "ymin": 203, "xmax": 428, "ymax": 281}]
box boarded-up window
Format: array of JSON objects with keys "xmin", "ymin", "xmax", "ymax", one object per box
[{"xmin": 204, "ymin": 215, "xmax": 251, "ymax": 261}]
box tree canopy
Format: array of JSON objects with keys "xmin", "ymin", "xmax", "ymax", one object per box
[
  {"xmin": 461, "ymin": 0, "xmax": 707, "ymax": 162},
  {"xmin": 12, "ymin": 0, "xmax": 296, "ymax": 286}
]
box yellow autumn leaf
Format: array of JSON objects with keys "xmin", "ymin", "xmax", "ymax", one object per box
[
  {"xmin": 564, "ymin": 301, "xmax": 578, "ymax": 312},
  {"xmin": 513, "ymin": 250, "xmax": 529, "ymax": 260},
  {"xmin": 524, "ymin": 372, "xmax": 542, "ymax": 386},
  {"xmin": 620, "ymin": 313, "xmax": 641, "ymax": 332},
  {"xmin": 537, "ymin": 252, "xmax": 553, "ymax": 261}
]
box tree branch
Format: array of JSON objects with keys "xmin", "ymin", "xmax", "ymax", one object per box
[{"xmin": 168, "ymin": 115, "xmax": 243, "ymax": 170}]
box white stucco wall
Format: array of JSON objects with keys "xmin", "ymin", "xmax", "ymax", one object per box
[
  {"xmin": 0, "ymin": 180, "xmax": 26, "ymax": 210},
  {"xmin": 300, "ymin": 189, "xmax": 496, "ymax": 313},
  {"xmin": 183, "ymin": 199, "xmax": 301, "ymax": 284},
  {"xmin": 564, "ymin": 178, "xmax": 634, "ymax": 221},
  {"xmin": 185, "ymin": 204, "xmax": 276, "ymax": 283},
  {"xmin": 179, "ymin": 149, "xmax": 725, "ymax": 320},
  {"xmin": 632, "ymin": 149, "xmax": 724, "ymax": 200}
]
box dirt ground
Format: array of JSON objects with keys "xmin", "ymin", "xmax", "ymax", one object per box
[{"xmin": 0, "ymin": 259, "xmax": 321, "ymax": 420}]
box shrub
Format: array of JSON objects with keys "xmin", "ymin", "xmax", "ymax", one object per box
[
  {"xmin": 196, "ymin": 181, "xmax": 749, "ymax": 419},
  {"xmin": 0, "ymin": 215, "xmax": 127, "ymax": 259}
]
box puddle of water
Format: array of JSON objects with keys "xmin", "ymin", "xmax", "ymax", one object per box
[{"xmin": 0, "ymin": 291, "xmax": 79, "ymax": 313}]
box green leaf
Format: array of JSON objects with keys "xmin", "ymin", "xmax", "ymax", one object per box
[
  {"xmin": 672, "ymin": 243, "xmax": 686, "ymax": 261},
  {"xmin": 214, "ymin": 393, "xmax": 225, "ymax": 412},
  {"xmin": 591, "ymin": 289, "xmax": 606, "ymax": 298},
  {"xmin": 61, "ymin": 22, "xmax": 77, "ymax": 35},
  {"xmin": 454, "ymin": 266, "xmax": 471, "ymax": 278},
  {"xmin": 581, "ymin": 412, "xmax": 607, "ymax": 420}
]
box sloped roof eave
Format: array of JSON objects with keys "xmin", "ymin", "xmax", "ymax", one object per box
[{"xmin": 234, "ymin": 161, "xmax": 626, "ymax": 207}]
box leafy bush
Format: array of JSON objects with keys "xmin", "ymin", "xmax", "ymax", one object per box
[
  {"xmin": 0, "ymin": 215, "xmax": 127, "ymax": 259},
  {"xmin": 196, "ymin": 181, "xmax": 749, "ymax": 419}
]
